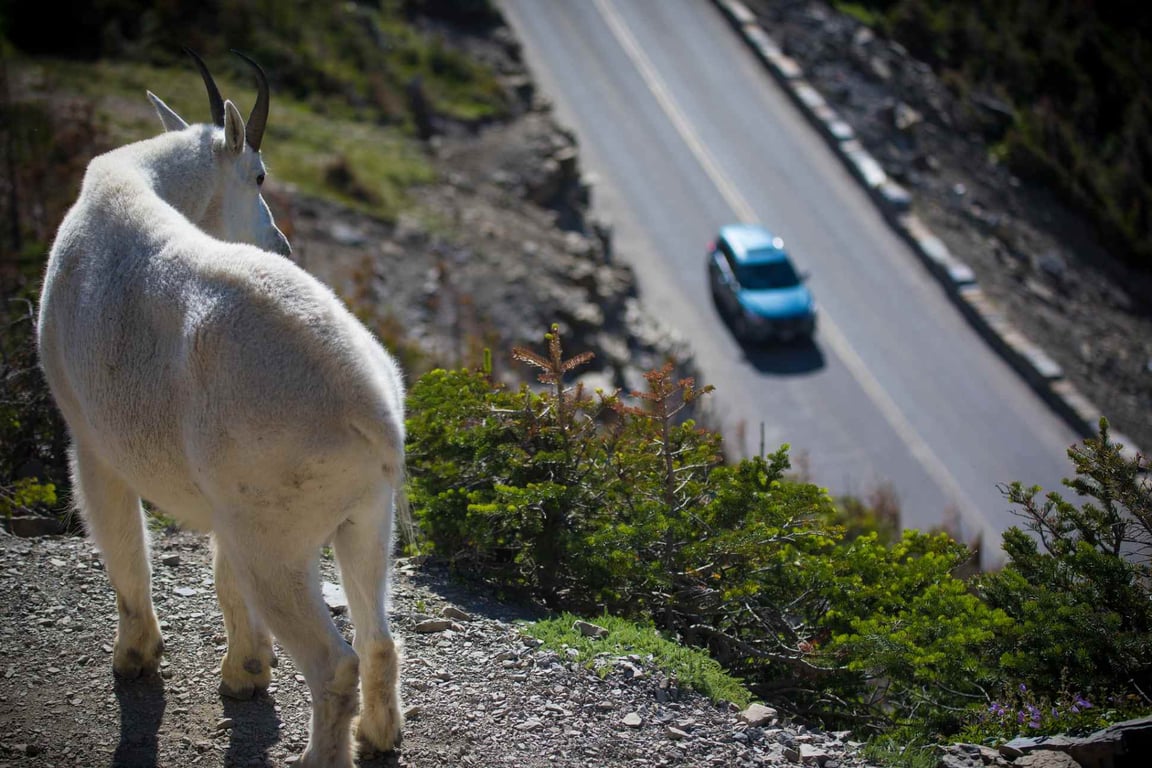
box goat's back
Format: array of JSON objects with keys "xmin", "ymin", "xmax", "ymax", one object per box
[{"xmin": 39, "ymin": 171, "xmax": 403, "ymax": 531}]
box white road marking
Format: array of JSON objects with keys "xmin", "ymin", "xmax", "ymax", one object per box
[{"xmin": 593, "ymin": 0, "xmax": 985, "ymax": 526}]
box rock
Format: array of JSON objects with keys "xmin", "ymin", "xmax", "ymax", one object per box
[
  {"xmin": 173, "ymin": 586, "xmax": 197, "ymax": 597},
  {"xmin": 996, "ymin": 717, "xmax": 1152, "ymax": 768},
  {"xmin": 214, "ymin": 717, "xmax": 234, "ymax": 731},
  {"xmin": 1070, "ymin": 716, "xmax": 1152, "ymax": 768},
  {"xmin": 974, "ymin": 744, "xmax": 1009, "ymax": 764},
  {"xmin": 440, "ymin": 605, "xmax": 473, "ymax": 622},
  {"xmin": 1015, "ymin": 752, "xmax": 1079, "ymax": 768},
  {"xmin": 321, "ymin": 581, "xmax": 347, "ymax": 614},
  {"xmin": 894, "ymin": 102, "xmax": 923, "ymax": 131},
  {"xmin": 514, "ymin": 718, "xmax": 544, "ymax": 731},
  {"xmin": 941, "ymin": 742, "xmax": 1013, "ymax": 768},
  {"xmin": 1003, "ymin": 735, "xmax": 1079, "ymax": 753},
  {"xmin": 938, "ymin": 753, "xmax": 976, "ymax": 768},
  {"xmin": 738, "ymin": 703, "xmax": 778, "ymax": 727},
  {"xmin": 572, "ymin": 620, "xmax": 609, "ymax": 639},
  {"xmin": 667, "ymin": 726, "xmax": 690, "ymax": 740},
  {"xmin": 869, "ymin": 55, "xmax": 892, "ymax": 81},
  {"xmin": 161, "ymin": 554, "xmax": 181, "ymax": 566},
  {"xmin": 622, "ymin": 712, "xmax": 643, "ymax": 728},
  {"xmin": 1036, "ymin": 251, "xmax": 1068, "ymax": 282},
  {"xmin": 800, "ymin": 743, "xmax": 831, "ymax": 766},
  {"xmin": 563, "ymin": 230, "xmax": 593, "ymax": 257},
  {"xmin": 326, "ymin": 220, "xmax": 367, "ymax": 246},
  {"xmin": 2, "ymin": 515, "xmax": 65, "ymax": 537},
  {"xmin": 415, "ymin": 619, "xmax": 462, "ymax": 633},
  {"xmin": 997, "ymin": 742, "xmax": 1025, "ymax": 759}
]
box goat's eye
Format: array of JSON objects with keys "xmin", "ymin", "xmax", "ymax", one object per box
[{"xmin": 256, "ymin": 173, "xmax": 266, "ymax": 187}]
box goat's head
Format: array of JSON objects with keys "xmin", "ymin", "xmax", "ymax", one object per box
[{"xmin": 147, "ymin": 49, "xmax": 292, "ymax": 257}]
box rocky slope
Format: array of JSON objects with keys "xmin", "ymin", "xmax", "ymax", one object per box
[
  {"xmin": 280, "ymin": 102, "xmax": 688, "ymax": 394},
  {"xmin": 264, "ymin": 18, "xmax": 689, "ymax": 397}
]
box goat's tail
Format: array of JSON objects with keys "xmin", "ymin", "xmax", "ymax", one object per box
[
  {"xmin": 393, "ymin": 481, "xmax": 418, "ymax": 554},
  {"xmin": 380, "ymin": 429, "xmax": 411, "ymax": 551},
  {"xmin": 349, "ymin": 415, "xmax": 412, "ymax": 551}
]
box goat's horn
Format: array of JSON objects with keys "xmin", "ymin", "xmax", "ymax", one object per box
[
  {"xmin": 230, "ymin": 49, "xmax": 269, "ymax": 152},
  {"xmin": 183, "ymin": 47, "xmax": 225, "ymax": 127}
]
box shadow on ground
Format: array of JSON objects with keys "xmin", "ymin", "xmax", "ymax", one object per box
[
  {"xmin": 113, "ymin": 676, "xmax": 166, "ymax": 768},
  {"xmin": 742, "ymin": 336, "xmax": 825, "ymax": 375},
  {"xmin": 223, "ymin": 693, "xmax": 281, "ymax": 766}
]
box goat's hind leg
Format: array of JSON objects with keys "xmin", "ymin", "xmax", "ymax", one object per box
[
  {"xmin": 213, "ymin": 537, "xmax": 276, "ymax": 699},
  {"xmin": 72, "ymin": 445, "xmax": 163, "ymax": 678},
  {"xmin": 333, "ymin": 494, "xmax": 402, "ymax": 754},
  {"xmin": 217, "ymin": 538, "xmax": 360, "ymax": 768}
]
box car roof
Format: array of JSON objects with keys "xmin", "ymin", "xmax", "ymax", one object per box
[{"xmin": 718, "ymin": 224, "xmax": 788, "ymax": 264}]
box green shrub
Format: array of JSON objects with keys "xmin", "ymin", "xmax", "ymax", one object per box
[
  {"xmin": 959, "ymin": 685, "xmax": 1144, "ymax": 743},
  {"xmin": 820, "ymin": 530, "xmax": 1007, "ymax": 733},
  {"xmin": 978, "ymin": 420, "xmax": 1152, "ymax": 703},
  {"xmin": 405, "ymin": 330, "xmax": 611, "ymax": 601},
  {"xmin": 0, "ymin": 283, "xmax": 70, "ymax": 517},
  {"xmin": 405, "ymin": 327, "xmax": 1008, "ymax": 733}
]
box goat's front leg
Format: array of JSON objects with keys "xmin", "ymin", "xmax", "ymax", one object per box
[
  {"xmin": 218, "ymin": 540, "xmax": 360, "ymax": 768},
  {"xmin": 333, "ymin": 494, "xmax": 403, "ymax": 755},
  {"xmin": 212, "ymin": 537, "xmax": 276, "ymax": 699},
  {"xmin": 72, "ymin": 444, "xmax": 164, "ymax": 678}
]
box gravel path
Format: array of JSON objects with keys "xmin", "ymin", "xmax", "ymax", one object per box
[{"xmin": 0, "ymin": 529, "xmax": 880, "ymax": 767}]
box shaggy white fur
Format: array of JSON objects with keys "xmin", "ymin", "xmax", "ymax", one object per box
[{"xmin": 36, "ymin": 53, "xmax": 404, "ymax": 766}]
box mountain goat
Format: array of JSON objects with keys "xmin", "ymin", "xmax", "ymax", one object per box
[{"xmin": 37, "ymin": 50, "xmax": 404, "ymax": 766}]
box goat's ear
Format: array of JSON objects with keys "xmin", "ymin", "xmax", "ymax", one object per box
[
  {"xmin": 222, "ymin": 100, "xmax": 246, "ymax": 156},
  {"xmin": 147, "ymin": 91, "xmax": 189, "ymax": 132}
]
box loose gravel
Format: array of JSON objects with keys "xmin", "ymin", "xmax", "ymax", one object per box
[{"xmin": 0, "ymin": 529, "xmax": 882, "ymax": 767}]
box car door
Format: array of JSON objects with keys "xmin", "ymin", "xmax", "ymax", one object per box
[{"xmin": 713, "ymin": 241, "xmax": 740, "ymax": 315}]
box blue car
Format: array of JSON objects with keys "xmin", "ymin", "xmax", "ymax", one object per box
[{"xmin": 707, "ymin": 224, "xmax": 816, "ymax": 342}]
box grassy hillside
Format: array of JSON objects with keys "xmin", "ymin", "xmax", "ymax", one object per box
[
  {"xmin": 0, "ymin": 0, "xmax": 511, "ymax": 233},
  {"xmin": 834, "ymin": 0, "xmax": 1152, "ymax": 272}
]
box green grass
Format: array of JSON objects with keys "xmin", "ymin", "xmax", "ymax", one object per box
[
  {"xmin": 266, "ymin": 100, "xmax": 436, "ymax": 219},
  {"xmin": 861, "ymin": 729, "xmax": 942, "ymax": 768},
  {"xmin": 21, "ymin": 58, "xmax": 436, "ymax": 222},
  {"xmin": 375, "ymin": 15, "xmax": 510, "ymax": 122},
  {"xmin": 523, "ymin": 612, "xmax": 752, "ymax": 708},
  {"xmin": 833, "ymin": 2, "xmax": 883, "ymax": 27}
]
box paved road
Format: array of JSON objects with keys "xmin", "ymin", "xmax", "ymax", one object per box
[{"xmin": 500, "ymin": 0, "xmax": 1078, "ymax": 559}]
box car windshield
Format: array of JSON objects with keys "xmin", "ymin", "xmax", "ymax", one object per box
[{"xmin": 736, "ymin": 253, "xmax": 801, "ymax": 290}]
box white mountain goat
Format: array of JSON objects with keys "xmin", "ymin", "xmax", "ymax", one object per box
[{"xmin": 37, "ymin": 50, "xmax": 404, "ymax": 766}]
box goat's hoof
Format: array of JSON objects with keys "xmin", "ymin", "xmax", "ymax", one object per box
[
  {"xmin": 113, "ymin": 638, "xmax": 164, "ymax": 679},
  {"xmin": 218, "ymin": 679, "xmax": 256, "ymax": 700},
  {"xmin": 219, "ymin": 655, "xmax": 271, "ymax": 700},
  {"xmin": 355, "ymin": 708, "xmax": 402, "ymax": 754},
  {"xmin": 297, "ymin": 746, "xmax": 354, "ymax": 768}
]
